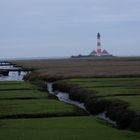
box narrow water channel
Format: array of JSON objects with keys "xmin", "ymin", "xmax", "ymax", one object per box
[
  {"xmin": 47, "ymin": 83, "xmax": 86, "ymax": 111},
  {"xmin": 47, "ymin": 83, "xmax": 116, "ymax": 126}
]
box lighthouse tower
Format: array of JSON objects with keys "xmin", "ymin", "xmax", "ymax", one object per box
[
  {"xmin": 90, "ymin": 32, "xmax": 111, "ymax": 56},
  {"xmin": 97, "ymin": 32, "xmax": 102, "ymax": 56}
]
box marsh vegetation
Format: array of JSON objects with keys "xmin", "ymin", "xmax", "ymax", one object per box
[{"xmin": 0, "ymin": 57, "xmax": 140, "ymax": 139}]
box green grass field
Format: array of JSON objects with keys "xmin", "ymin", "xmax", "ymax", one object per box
[
  {"xmin": 0, "ymin": 117, "xmax": 140, "ymax": 140},
  {"xmin": 69, "ymin": 77, "xmax": 140, "ymax": 111},
  {"xmin": 0, "ymin": 81, "xmax": 35, "ymax": 90},
  {"xmin": 106, "ymin": 96, "xmax": 140, "ymax": 111},
  {"xmin": 0, "ymin": 90, "xmax": 48, "ymax": 99},
  {"xmin": 0, "ymin": 81, "xmax": 85, "ymax": 119},
  {"xmin": 0, "ymin": 99, "xmax": 80, "ymax": 117},
  {"xmin": 0, "ymin": 81, "xmax": 140, "ymax": 139}
]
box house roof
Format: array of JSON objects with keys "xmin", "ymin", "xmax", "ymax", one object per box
[
  {"xmin": 102, "ymin": 49, "xmax": 109, "ymax": 54},
  {"xmin": 90, "ymin": 50, "xmax": 97, "ymax": 55}
]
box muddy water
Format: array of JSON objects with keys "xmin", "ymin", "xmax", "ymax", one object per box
[{"xmin": 0, "ymin": 65, "xmax": 27, "ymax": 81}]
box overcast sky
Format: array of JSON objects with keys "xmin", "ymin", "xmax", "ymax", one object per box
[{"xmin": 0, "ymin": 0, "xmax": 140, "ymax": 59}]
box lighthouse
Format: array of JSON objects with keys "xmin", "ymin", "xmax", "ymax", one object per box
[
  {"xmin": 90, "ymin": 33, "xmax": 111, "ymax": 56},
  {"xmin": 97, "ymin": 32, "xmax": 102, "ymax": 56}
]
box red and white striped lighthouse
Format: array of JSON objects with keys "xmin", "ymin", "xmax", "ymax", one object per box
[
  {"xmin": 97, "ymin": 32, "xmax": 102, "ymax": 56},
  {"xmin": 90, "ymin": 32, "xmax": 112, "ymax": 56}
]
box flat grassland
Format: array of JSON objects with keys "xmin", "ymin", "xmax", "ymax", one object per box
[
  {"xmin": 5, "ymin": 57, "xmax": 140, "ymax": 139},
  {"xmin": 12, "ymin": 58, "xmax": 140, "ymax": 112},
  {"xmin": 69, "ymin": 77, "xmax": 140, "ymax": 112},
  {"xmin": 12, "ymin": 57, "xmax": 140, "ymax": 78},
  {"xmin": 0, "ymin": 81, "xmax": 84, "ymax": 119},
  {"xmin": 0, "ymin": 117, "xmax": 140, "ymax": 140},
  {"xmin": 0, "ymin": 81, "xmax": 140, "ymax": 140}
]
